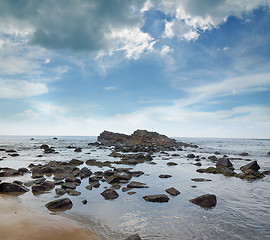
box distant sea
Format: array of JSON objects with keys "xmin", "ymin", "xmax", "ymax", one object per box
[{"xmin": 0, "ymin": 136, "xmax": 270, "ymax": 240}]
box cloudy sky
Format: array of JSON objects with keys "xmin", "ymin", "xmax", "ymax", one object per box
[{"xmin": 0, "ymin": 0, "xmax": 270, "ymax": 138}]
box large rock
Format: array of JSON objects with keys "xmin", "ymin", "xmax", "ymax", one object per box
[
  {"xmin": 101, "ymin": 189, "xmax": 119, "ymax": 200},
  {"xmin": 32, "ymin": 181, "xmax": 55, "ymax": 193},
  {"xmin": 0, "ymin": 182, "xmax": 29, "ymax": 193},
  {"xmin": 240, "ymin": 161, "xmax": 260, "ymax": 172},
  {"xmin": 80, "ymin": 167, "xmax": 92, "ymax": 178},
  {"xmin": 45, "ymin": 198, "xmax": 73, "ymax": 211},
  {"xmin": 189, "ymin": 194, "xmax": 217, "ymax": 208},
  {"xmin": 143, "ymin": 194, "xmax": 170, "ymax": 202},
  {"xmin": 216, "ymin": 158, "xmax": 233, "ymax": 169}
]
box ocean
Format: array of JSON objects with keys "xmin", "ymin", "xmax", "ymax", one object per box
[{"xmin": 0, "ymin": 136, "xmax": 269, "ymax": 240}]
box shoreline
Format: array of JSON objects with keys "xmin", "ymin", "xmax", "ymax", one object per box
[{"xmin": 0, "ymin": 194, "xmax": 103, "ymax": 240}]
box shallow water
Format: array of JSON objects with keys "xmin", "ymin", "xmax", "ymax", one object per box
[{"xmin": 0, "ymin": 136, "xmax": 270, "ymax": 239}]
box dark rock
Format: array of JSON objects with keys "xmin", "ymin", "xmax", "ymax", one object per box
[
  {"xmin": 191, "ymin": 178, "xmax": 211, "ymax": 182},
  {"xmin": 216, "ymin": 158, "xmax": 233, "ymax": 169},
  {"xmin": 18, "ymin": 167, "xmax": 29, "ymax": 173},
  {"xmin": 127, "ymin": 181, "xmax": 149, "ymax": 189},
  {"xmin": 67, "ymin": 190, "xmax": 81, "ymax": 196},
  {"xmin": 167, "ymin": 162, "xmax": 178, "ymax": 166},
  {"xmin": 69, "ymin": 159, "xmax": 84, "ymax": 165},
  {"xmin": 74, "ymin": 148, "xmax": 82, "ymax": 152},
  {"xmin": 105, "ymin": 172, "xmax": 131, "ymax": 184},
  {"xmin": 208, "ymin": 155, "xmax": 218, "ymax": 161},
  {"xmin": 53, "ymin": 137, "xmax": 58, "ymax": 140},
  {"xmin": 5, "ymin": 149, "xmax": 17, "ymax": 153},
  {"xmin": 223, "ymin": 168, "xmax": 235, "ymax": 176},
  {"xmin": 55, "ymin": 188, "xmax": 66, "ymax": 196},
  {"xmin": 125, "ymin": 234, "xmax": 141, "ymax": 240},
  {"xmin": 240, "ymin": 152, "xmax": 249, "ymax": 156},
  {"xmin": 122, "ymin": 187, "xmax": 131, "ymax": 192},
  {"xmin": 61, "ymin": 182, "xmax": 77, "ymax": 189},
  {"xmin": 101, "ymin": 189, "xmax": 119, "ymax": 200},
  {"xmin": 143, "ymin": 194, "xmax": 170, "ymax": 202},
  {"xmin": 187, "ymin": 154, "xmax": 195, "ymax": 158},
  {"xmin": 91, "ymin": 182, "xmax": 100, "ymax": 188},
  {"xmin": 85, "ymin": 185, "xmax": 93, "ymax": 191},
  {"xmin": 40, "ymin": 144, "xmax": 49, "ymax": 150},
  {"xmin": 189, "ymin": 194, "xmax": 217, "ymax": 208},
  {"xmin": 171, "ymin": 153, "xmax": 180, "ymax": 157},
  {"xmin": 262, "ymin": 170, "xmax": 270, "ymax": 175},
  {"xmin": 0, "ymin": 168, "xmax": 21, "ymax": 177},
  {"xmin": 130, "ymin": 171, "xmax": 144, "ymax": 177},
  {"xmin": 240, "ymin": 161, "xmax": 260, "ymax": 172},
  {"xmin": 80, "ymin": 167, "xmax": 92, "ymax": 179},
  {"xmin": 159, "ymin": 174, "xmax": 172, "ymax": 178},
  {"xmin": 9, "ymin": 153, "xmax": 19, "ymax": 157},
  {"xmin": 127, "ymin": 192, "xmax": 136, "ymax": 195},
  {"xmin": 82, "ymin": 199, "xmax": 87, "ymax": 204},
  {"xmin": 45, "ymin": 198, "xmax": 73, "ymax": 211},
  {"xmin": 194, "ymin": 163, "xmax": 202, "ymax": 166},
  {"xmin": 165, "ymin": 187, "xmax": 180, "ymax": 196},
  {"xmin": 13, "ymin": 180, "xmax": 23, "ymax": 186},
  {"xmin": 0, "ymin": 182, "xmax": 29, "ymax": 193},
  {"xmin": 32, "ymin": 181, "xmax": 55, "ymax": 193},
  {"xmin": 214, "ymin": 151, "xmax": 220, "ymax": 155}
]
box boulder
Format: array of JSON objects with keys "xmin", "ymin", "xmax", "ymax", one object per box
[
  {"xmin": 45, "ymin": 198, "xmax": 73, "ymax": 211},
  {"xmin": 165, "ymin": 187, "xmax": 180, "ymax": 196},
  {"xmin": 143, "ymin": 194, "xmax": 170, "ymax": 202},
  {"xmin": 216, "ymin": 158, "xmax": 233, "ymax": 169},
  {"xmin": 189, "ymin": 194, "xmax": 217, "ymax": 208},
  {"xmin": 101, "ymin": 189, "xmax": 119, "ymax": 200},
  {"xmin": 127, "ymin": 181, "xmax": 149, "ymax": 189},
  {"xmin": 32, "ymin": 181, "xmax": 55, "ymax": 193},
  {"xmin": 80, "ymin": 167, "xmax": 92, "ymax": 178},
  {"xmin": 240, "ymin": 161, "xmax": 260, "ymax": 172},
  {"xmin": 0, "ymin": 182, "xmax": 29, "ymax": 193},
  {"xmin": 187, "ymin": 154, "xmax": 195, "ymax": 158}
]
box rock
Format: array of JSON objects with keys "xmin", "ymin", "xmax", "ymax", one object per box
[
  {"xmin": 208, "ymin": 156, "xmax": 218, "ymax": 161},
  {"xmin": 5, "ymin": 149, "xmax": 17, "ymax": 153},
  {"xmin": 189, "ymin": 194, "xmax": 217, "ymax": 208},
  {"xmin": 80, "ymin": 167, "xmax": 92, "ymax": 179},
  {"xmin": 9, "ymin": 153, "xmax": 19, "ymax": 157},
  {"xmin": 105, "ymin": 172, "xmax": 131, "ymax": 184},
  {"xmin": 240, "ymin": 152, "xmax": 249, "ymax": 156},
  {"xmin": 165, "ymin": 187, "xmax": 180, "ymax": 196},
  {"xmin": 127, "ymin": 191, "xmax": 136, "ymax": 195},
  {"xmin": 69, "ymin": 159, "xmax": 84, "ymax": 165},
  {"xmin": 74, "ymin": 148, "xmax": 82, "ymax": 152},
  {"xmin": 67, "ymin": 190, "xmax": 81, "ymax": 196},
  {"xmin": 191, "ymin": 178, "xmax": 211, "ymax": 182},
  {"xmin": 159, "ymin": 174, "xmax": 172, "ymax": 178},
  {"xmin": 262, "ymin": 170, "xmax": 270, "ymax": 175},
  {"xmin": 240, "ymin": 161, "xmax": 260, "ymax": 172},
  {"xmin": 0, "ymin": 182, "xmax": 29, "ymax": 193},
  {"xmin": 122, "ymin": 187, "xmax": 131, "ymax": 192},
  {"xmin": 55, "ymin": 188, "xmax": 66, "ymax": 195},
  {"xmin": 214, "ymin": 151, "xmax": 220, "ymax": 155},
  {"xmin": 268, "ymin": 151, "xmax": 270, "ymax": 157},
  {"xmin": 223, "ymin": 168, "xmax": 235, "ymax": 176},
  {"xmin": 32, "ymin": 181, "xmax": 55, "ymax": 193},
  {"xmin": 45, "ymin": 198, "xmax": 73, "ymax": 211},
  {"xmin": 171, "ymin": 153, "xmax": 180, "ymax": 157},
  {"xmin": 82, "ymin": 199, "xmax": 87, "ymax": 204},
  {"xmin": 167, "ymin": 162, "xmax": 178, "ymax": 166},
  {"xmin": 13, "ymin": 180, "xmax": 23, "ymax": 186},
  {"xmin": 143, "ymin": 194, "xmax": 170, "ymax": 202},
  {"xmin": 85, "ymin": 185, "xmax": 93, "ymax": 191},
  {"xmin": 40, "ymin": 144, "xmax": 49, "ymax": 150},
  {"xmin": 0, "ymin": 168, "xmax": 21, "ymax": 177},
  {"xmin": 127, "ymin": 181, "xmax": 149, "ymax": 189},
  {"xmin": 125, "ymin": 234, "xmax": 142, "ymax": 240},
  {"xmin": 216, "ymin": 158, "xmax": 233, "ymax": 169},
  {"xmin": 101, "ymin": 189, "xmax": 119, "ymax": 200},
  {"xmin": 187, "ymin": 154, "xmax": 195, "ymax": 158},
  {"xmin": 61, "ymin": 182, "xmax": 77, "ymax": 190},
  {"xmin": 194, "ymin": 162, "xmax": 202, "ymax": 166}
]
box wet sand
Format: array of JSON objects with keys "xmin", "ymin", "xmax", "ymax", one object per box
[{"xmin": 0, "ymin": 195, "xmax": 103, "ymax": 240}]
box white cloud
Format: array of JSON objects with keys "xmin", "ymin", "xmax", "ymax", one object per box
[
  {"xmin": 0, "ymin": 79, "xmax": 48, "ymax": 99},
  {"xmin": 44, "ymin": 58, "xmax": 51, "ymax": 64},
  {"xmin": 161, "ymin": 45, "xmax": 174, "ymax": 56}
]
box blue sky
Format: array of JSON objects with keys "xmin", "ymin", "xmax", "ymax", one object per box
[{"xmin": 0, "ymin": 0, "xmax": 270, "ymax": 138}]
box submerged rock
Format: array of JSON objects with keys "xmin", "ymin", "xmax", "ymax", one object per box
[
  {"xmin": 143, "ymin": 194, "xmax": 170, "ymax": 202},
  {"xmin": 127, "ymin": 181, "xmax": 149, "ymax": 189},
  {"xmin": 189, "ymin": 194, "xmax": 217, "ymax": 208},
  {"xmin": 45, "ymin": 198, "xmax": 73, "ymax": 211}
]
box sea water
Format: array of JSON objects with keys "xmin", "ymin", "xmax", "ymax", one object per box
[{"xmin": 0, "ymin": 136, "xmax": 269, "ymax": 240}]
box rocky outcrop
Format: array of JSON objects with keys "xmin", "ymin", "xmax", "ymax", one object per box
[
  {"xmin": 143, "ymin": 194, "xmax": 170, "ymax": 202},
  {"xmin": 45, "ymin": 198, "xmax": 73, "ymax": 211},
  {"xmin": 97, "ymin": 129, "xmax": 197, "ymax": 152},
  {"xmin": 240, "ymin": 161, "xmax": 260, "ymax": 171},
  {"xmin": 189, "ymin": 194, "xmax": 217, "ymax": 208}
]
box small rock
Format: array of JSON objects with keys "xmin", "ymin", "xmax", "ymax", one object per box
[
  {"xmin": 127, "ymin": 191, "xmax": 136, "ymax": 195},
  {"xmin": 69, "ymin": 159, "xmax": 84, "ymax": 165},
  {"xmin": 167, "ymin": 162, "xmax": 178, "ymax": 166},
  {"xmin": 45, "ymin": 198, "xmax": 73, "ymax": 211},
  {"xmin": 165, "ymin": 187, "xmax": 180, "ymax": 196},
  {"xmin": 240, "ymin": 152, "xmax": 249, "ymax": 156},
  {"xmin": 125, "ymin": 234, "xmax": 142, "ymax": 240},
  {"xmin": 159, "ymin": 174, "xmax": 172, "ymax": 178},
  {"xmin": 143, "ymin": 194, "xmax": 170, "ymax": 203},
  {"xmin": 82, "ymin": 199, "xmax": 87, "ymax": 204},
  {"xmin": 127, "ymin": 181, "xmax": 149, "ymax": 189},
  {"xmin": 191, "ymin": 178, "xmax": 211, "ymax": 182},
  {"xmin": 67, "ymin": 190, "xmax": 81, "ymax": 196},
  {"xmin": 101, "ymin": 189, "xmax": 119, "ymax": 200},
  {"xmin": 189, "ymin": 194, "xmax": 217, "ymax": 208},
  {"xmin": 74, "ymin": 148, "xmax": 82, "ymax": 152},
  {"xmin": 187, "ymin": 154, "xmax": 195, "ymax": 158}
]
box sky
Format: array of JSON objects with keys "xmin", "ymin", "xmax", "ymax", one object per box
[{"xmin": 0, "ymin": 0, "xmax": 270, "ymax": 138}]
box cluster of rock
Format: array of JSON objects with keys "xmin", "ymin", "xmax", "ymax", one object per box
[
  {"xmin": 98, "ymin": 129, "xmax": 198, "ymax": 152},
  {"xmin": 197, "ymin": 158, "xmax": 267, "ymax": 180}
]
